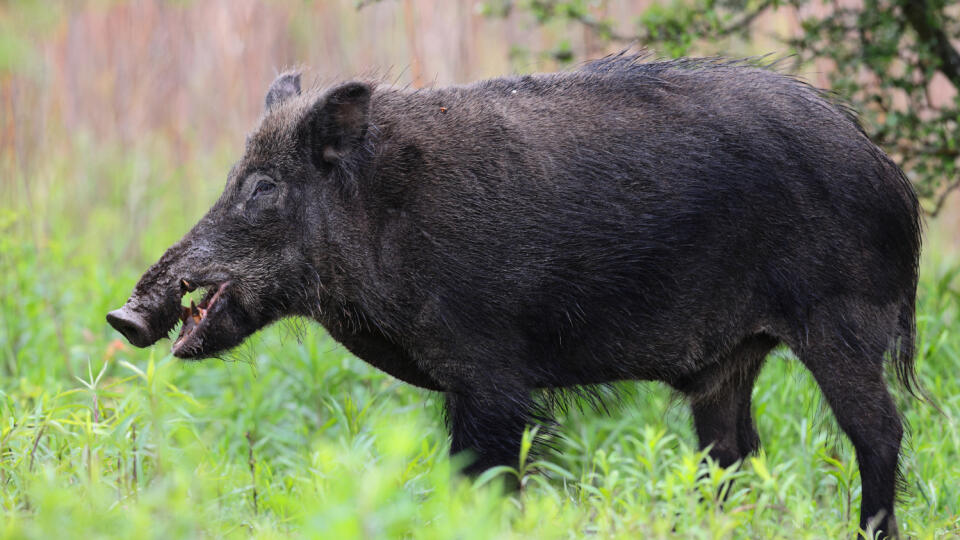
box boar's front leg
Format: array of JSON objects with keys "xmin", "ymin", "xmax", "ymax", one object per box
[{"xmin": 444, "ymin": 387, "xmax": 541, "ymax": 479}]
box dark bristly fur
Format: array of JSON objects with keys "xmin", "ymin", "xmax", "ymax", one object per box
[{"xmin": 107, "ymin": 52, "xmax": 922, "ymax": 539}]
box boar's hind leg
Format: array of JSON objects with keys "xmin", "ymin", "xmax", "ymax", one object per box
[
  {"xmin": 445, "ymin": 389, "xmax": 542, "ymax": 480},
  {"xmin": 676, "ymin": 335, "xmax": 777, "ymax": 469},
  {"xmin": 795, "ymin": 321, "xmax": 903, "ymax": 539}
]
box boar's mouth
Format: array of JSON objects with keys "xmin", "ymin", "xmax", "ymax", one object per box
[{"xmin": 172, "ymin": 279, "xmax": 231, "ymax": 358}]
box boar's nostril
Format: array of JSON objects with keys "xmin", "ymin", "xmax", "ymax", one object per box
[{"xmin": 106, "ymin": 307, "xmax": 153, "ymax": 348}]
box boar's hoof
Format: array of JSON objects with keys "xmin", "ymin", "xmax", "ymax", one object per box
[{"xmin": 106, "ymin": 307, "xmax": 152, "ymax": 348}]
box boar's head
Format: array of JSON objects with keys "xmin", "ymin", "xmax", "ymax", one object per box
[{"xmin": 107, "ymin": 72, "xmax": 373, "ymax": 358}]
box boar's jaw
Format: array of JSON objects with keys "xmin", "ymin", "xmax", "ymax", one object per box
[{"xmin": 171, "ymin": 280, "xmax": 236, "ymax": 358}]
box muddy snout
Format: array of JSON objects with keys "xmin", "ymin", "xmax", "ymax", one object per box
[{"xmin": 106, "ymin": 305, "xmax": 154, "ymax": 348}]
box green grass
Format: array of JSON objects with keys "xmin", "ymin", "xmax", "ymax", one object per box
[{"xmin": 1, "ymin": 136, "xmax": 959, "ymax": 539}]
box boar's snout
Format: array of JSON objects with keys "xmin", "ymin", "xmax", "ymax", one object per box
[{"xmin": 106, "ymin": 305, "xmax": 154, "ymax": 348}]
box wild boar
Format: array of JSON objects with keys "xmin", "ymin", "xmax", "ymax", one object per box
[{"xmin": 107, "ymin": 53, "xmax": 921, "ymax": 538}]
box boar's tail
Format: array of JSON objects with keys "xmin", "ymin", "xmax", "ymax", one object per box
[
  {"xmin": 886, "ymin": 150, "xmax": 926, "ymax": 403},
  {"xmin": 893, "ymin": 299, "xmax": 920, "ymax": 398},
  {"xmin": 893, "ymin": 295, "xmax": 942, "ymax": 413}
]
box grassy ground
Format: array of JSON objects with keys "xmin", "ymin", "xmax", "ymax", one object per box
[{"xmin": 1, "ymin": 135, "xmax": 959, "ymax": 539}]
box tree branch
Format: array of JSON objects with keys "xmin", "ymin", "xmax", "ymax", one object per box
[
  {"xmin": 926, "ymin": 178, "xmax": 960, "ymax": 217},
  {"xmin": 569, "ymin": 1, "xmax": 775, "ymax": 45},
  {"xmin": 714, "ymin": 2, "xmax": 774, "ymax": 37},
  {"xmin": 900, "ymin": 0, "xmax": 960, "ymax": 89},
  {"xmin": 567, "ymin": 13, "xmax": 634, "ymax": 43}
]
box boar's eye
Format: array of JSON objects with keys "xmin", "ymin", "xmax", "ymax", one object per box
[{"xmin": 251, "ymin": 179, "xmax": 276, "ymax": 199}]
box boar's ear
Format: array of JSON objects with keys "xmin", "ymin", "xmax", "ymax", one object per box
[
  {"xmin": 264, "ymin": 71, "xmax": 301, "ymax": 111},
  {"xmin": 303, "ymin": 82, "xmax": 372, "ymax": 166}
]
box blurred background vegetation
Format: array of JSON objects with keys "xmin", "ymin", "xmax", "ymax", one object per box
[{"xmin": 0, "ymin": 1, "xmax": 957, "ymax": 538}]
